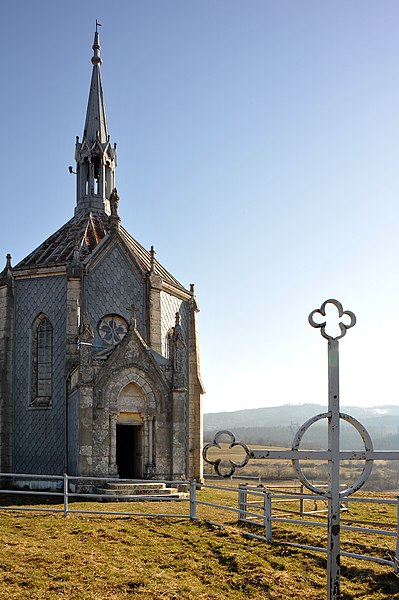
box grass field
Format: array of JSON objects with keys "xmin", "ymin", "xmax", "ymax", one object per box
[
  {"xmin": 203, "ymin": 440, "xmax": 399, "ymax": 491},
  {"xmin": 0, "ymin": 485, "xmax": 399, "ymax": 599}
]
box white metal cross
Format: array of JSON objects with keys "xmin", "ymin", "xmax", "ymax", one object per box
[{"xmin": 203, "ymin": 299, "xmax": 399, "ymax": 600}]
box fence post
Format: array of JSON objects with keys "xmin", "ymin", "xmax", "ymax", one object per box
[
  {"xmin": 238, "ymin": 484, "xmax": 247, "ymax": 523},
  {"xmin": 63, "ymin": 473, "xmax": 68, "ymax": 517},
  {"xmin": 264, "ymin": 492, "xmax": 272, "ymax": 542},
  {"xmin": 300, "ymin": 484, "xmax": 304, "ymax": 516},
  {"xmin": 190, "ymin": 481, "xmax": 197, "ymax": 520},
  {"xmin": 395, "ymin": 496, "xmax": 399, "ymax": 574}
]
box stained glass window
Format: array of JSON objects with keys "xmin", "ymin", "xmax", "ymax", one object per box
[
  {"xmin": 98, "ymin": 315, "xmax": 128, "ymax": 346},
  {"xmin": 31, "ymin": 315, "xmax": 53, "ymax": 407}
]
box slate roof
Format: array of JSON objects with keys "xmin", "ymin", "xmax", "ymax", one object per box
[{"xmin": 14, "ymin": 213, "xmax": 187, "ymax": 293}]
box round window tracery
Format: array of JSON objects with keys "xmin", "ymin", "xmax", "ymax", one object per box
[{"xmin": 98, "ymin": 314, "xmax": 128, "ymax": 345}]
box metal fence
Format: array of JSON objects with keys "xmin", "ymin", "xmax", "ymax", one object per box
[
  {"xmin": 0, "ymin": 473, "xmax": 192, "ymax": 519},
  {"xmin": 233, "ymin": 483, "xmax": 399, "ymax": 570},
  {"xmin": 1, "ymin": 472, "xmax": 398, "ymax": 573}
]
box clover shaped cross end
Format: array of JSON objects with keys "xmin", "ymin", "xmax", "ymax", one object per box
[
  {"xmin": 308, "ymin": 299, "xmax": 356, "ymax": 340},
  {"xmin": 202, "ymin": 431, "xmax": 250, "ymax": 478}
]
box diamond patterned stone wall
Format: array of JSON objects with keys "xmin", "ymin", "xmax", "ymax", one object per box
[
  {"xmin": 86, "ymin": 245, "xmax": 145, "ymax": 351},
  {"xmin": 160, "ymin": 291, "xmax": 189, "ymax": 385},
  {"xmin": 160, "ymin": 292, "xmax": 188, "ymax": 356},
  {"xmin": 160, "ymin": 291, "xmax": 189, "ymax": 465},
  {"xmin": 67, "ymin": 389, "xmax": 78, "ymax": 474},
  {"xmin": 13, "ymin": 276, "xmax": 67, "ymax": 474}
]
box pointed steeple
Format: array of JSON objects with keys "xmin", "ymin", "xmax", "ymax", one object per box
[
  {"xmin": 74, "ymin": 29, "xmax": 117, "ymax": 217},
  {"xmin": 83, "ymin": 31, "xmax": 108, "ymax": 144}
]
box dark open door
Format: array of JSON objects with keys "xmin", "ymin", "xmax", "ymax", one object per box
[{"xmin": 116, "ymin": 424, "xmax": 142, "ymax": 478}]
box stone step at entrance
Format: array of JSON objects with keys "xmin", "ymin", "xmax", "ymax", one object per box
[{"xmin": 96, "ymin": 480, "xmax": 189, "ymax": 502}]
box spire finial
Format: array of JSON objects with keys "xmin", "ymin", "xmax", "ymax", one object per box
[{"xmin": 92, "ymin": 24, "xmax": 102, "ymax": 66}]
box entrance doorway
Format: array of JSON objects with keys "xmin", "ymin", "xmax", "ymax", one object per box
[{"xmin": 116, "ymin": 424, "xmax": 143, "ymax": 478}]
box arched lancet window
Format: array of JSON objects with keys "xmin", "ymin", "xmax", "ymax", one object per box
[
  {"xmin": 83, "ymin": 158, "xmax": 89, "ymax": 195},
  {"xmin": 31, "ymin": 314, "xmax": 53, "ymax": 408},
  {"xmin": 93, "ymin": 157, "xmax": 101, "ymax": 195}
]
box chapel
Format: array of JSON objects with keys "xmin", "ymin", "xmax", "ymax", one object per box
[{"xmin": 0, "ymin": 31, "xmax": 204, "ymax": 481}]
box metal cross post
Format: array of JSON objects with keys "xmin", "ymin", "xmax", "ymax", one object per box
[
  {"xmin": 203, "ymin": 299, "xmax": 399, "ymax": 600},
  {"xmin": 308, "ymin": 299, "xmax": 356, "ymax": 599}
]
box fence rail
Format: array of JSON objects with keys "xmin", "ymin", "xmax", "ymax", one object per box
[{"xmin": 0, "ymin": 472, "xmax": 398, "ymax": 572}]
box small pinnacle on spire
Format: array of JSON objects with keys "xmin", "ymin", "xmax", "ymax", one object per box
[
  {"xmin": 190, "ymin": 283, "xmax": 195, "ymax": 294},
  {"xmin": 126, "ymin": 304, "xmax": 137, "ymax": 328},
  {"xmin": 0, "ymin": 254, "xmax": 12, "ymax": 278},
  {"xmin": 1, "ymin": 253, "xmax": 12, "ymax": 276},
  {"xmin": 109, "ymin": 188, "xmax": 121, "ymax": 231},
  {"xmin": 79, "ymin": 311, "xmax": 94, "ymax": 342},
  {"xmin": 72, "ymin": 240, "xmax": 80, "ymax": 265},
  {"xmin": 110, "ymin": 188, "xmax": 119, "ymax": 215},
  {"xmin": 150, "ymin": 245, "xmax": 156, "ymax": 272},
  {"xmin": 175, "ymin": 312, "xmax": 181, "ymax": 326}
]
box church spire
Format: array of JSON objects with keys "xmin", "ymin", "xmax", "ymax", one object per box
[
  {"xmin": 74, "ymin": 29, "xmax": 117, "ymax": 217},
  {"xmin": 83, "ymin": 31, "xmax": 108, "ymax": 144}
]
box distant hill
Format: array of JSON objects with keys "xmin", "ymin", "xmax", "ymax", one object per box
[
  {"xmin": 203, "ymin": 404, "xmax": 399, "ymax": 450},
  {"xmin": 204, "ymin": 403, "xmax": 399, "ymax": 430}
]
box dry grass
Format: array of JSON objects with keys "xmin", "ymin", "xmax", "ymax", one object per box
[{"xmin": 0, "ymin": 486, "xmax": 399, "ymax": 599}]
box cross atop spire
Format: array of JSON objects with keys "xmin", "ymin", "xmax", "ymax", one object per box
[{"xmin": 74, "ymin": 29, "xmax": 117, "ymax": 217}]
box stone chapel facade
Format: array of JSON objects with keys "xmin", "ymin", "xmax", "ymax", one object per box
[{"xmin": 0, "ymin": 32, "xmax": 204, "ymax": 481}]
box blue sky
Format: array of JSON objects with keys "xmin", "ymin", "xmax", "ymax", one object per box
[{"xmin": 1, "ymin": 2, "xmax": 399, "ymax": 413}]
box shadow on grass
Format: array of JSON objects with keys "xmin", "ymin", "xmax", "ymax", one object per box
[
  {"xmin": 0, "ymin": 492, "xmax": 93, "ymax": 507},
  {"xmin": 340, "ymin": 563, "xmax": 399, "ymax": 598}
]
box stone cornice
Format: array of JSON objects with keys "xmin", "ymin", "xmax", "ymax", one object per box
[
  {"xmin": 12, "ymin": 266, "xmax": 66, "ymax": 279},
  {"xmin": 161, "ymin": 282, "xmax": 192, "ymax": 301}
]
